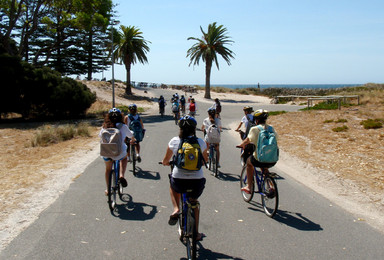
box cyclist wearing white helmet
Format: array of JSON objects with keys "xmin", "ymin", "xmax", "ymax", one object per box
[
  {"xmin": 237, "ymin": 109, "xmax": 278, "ymax": 194},
  {"xmin": 100, "ymin": 108, "xmax": 135, "ymax": 195}
]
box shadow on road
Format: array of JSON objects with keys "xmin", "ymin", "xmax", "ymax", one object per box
[
  {"xmin": 112, "ymin": 194, "xmax": 157, "ymax": 221},
  {"xmin": 274, "ymin": 211, "xmax": 323, "ymax": 231},
  {"xmin": 141, "ymin": 114, "xmax": 175, "ymax": 124},
  {"xmin": 133, "ymin": 167, "xmax": 161, "ymax": 180},
  {"xmin": 194, "ymin": 242, "xmax": 245, "ymax": 260},
  {"xmin": 214, "ymin": 171, "xmax": 240, "ymax": 182}
]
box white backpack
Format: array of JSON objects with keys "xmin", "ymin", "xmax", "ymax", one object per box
[
  {"xmin": 206, "ymin": 124, "xmax": 221, "ymax": 144},
  {"xmin": 100, "ymin": 126, "xmax": 123, "ymax": 157}
]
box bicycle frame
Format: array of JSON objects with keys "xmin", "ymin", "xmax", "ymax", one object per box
[{"xmin": 180, "ymin": 191, "xmax": 198, "ymax": 260}]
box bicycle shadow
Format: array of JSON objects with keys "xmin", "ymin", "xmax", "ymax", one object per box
[
  {"xmin": 133, "ymin": 167, "xmax": 160, "ymax": 180},
  {"xmin": 189, "ymin": 242, "xmax": 245, "ymax": 260},
  {"xmin": 274, "ymin": 210, "xmax": 323, "ymax": 231},
  {"xmin": 247, "ymin": 202, "xmax": 322, "ymax": 231},
  {"xmin": 214, "ymin": 171, "xmax": 240, "ymax": 182},
  {"xmin": 112, "ymin": 194, "xmax": 158, "ymax": 221}
]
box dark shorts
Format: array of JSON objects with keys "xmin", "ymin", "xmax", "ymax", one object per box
[
  {"xmin": 250, "ymin": 155, "xmax": 276, "ymax": 168},
  {"xmin": 169, "ymin": 175, "xmax": 206, "ymax": 199}
]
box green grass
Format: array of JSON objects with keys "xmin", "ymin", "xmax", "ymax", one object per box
[
  {"xmin": 332, "ymin": 125, "xmax": 348, "ymax": 132},
  {"xmin": 269, "ymin": 111, "xmax": 287, "ymax": 116},
  {"xmin": 323, "ymin": 119, "xmax": 334, "ymax": 123},
  {"xmin": 336, "ymin": 118, "xmax": 348, "ymax": 123},
  {"xmin": 360, "ymin": 119, "xmax": 383, "ymax": 129}
]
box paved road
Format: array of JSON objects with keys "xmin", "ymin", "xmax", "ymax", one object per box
[{"xmin": 2, "ymin": 89, "xmax": 384, "ymax": 259}]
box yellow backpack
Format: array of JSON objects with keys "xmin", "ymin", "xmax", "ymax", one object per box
[{"xmin": 175, "ymin": 137, "xmax": 204, "ymax": 171}]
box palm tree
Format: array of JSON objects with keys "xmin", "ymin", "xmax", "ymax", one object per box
[
  {"xmin": 114, "ymin": 25, "xmax": 150, "ymax": 95},
  {"xmin": 187, "ymin": 22, "xmax": 235, "ymax": 99}
]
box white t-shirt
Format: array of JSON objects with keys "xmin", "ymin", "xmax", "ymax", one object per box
[
  {"xmin": 168, "ymin": 136, "xmax": 207, "ymax": 179},
  {"xmin": 99, "ymin": 123, "xmax": 134, "ymax": 161},
  {"xmin": 241, "ymin": 114, "xmax": 254, "ymax": 130},
  {"xmin": 203, "ymin": 117, "xmax": 222, "ymax": 131}
]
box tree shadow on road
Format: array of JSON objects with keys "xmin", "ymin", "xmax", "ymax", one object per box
[{"xmin": 112, "ymin": 194, "xmax": 157, "ymax": 221}]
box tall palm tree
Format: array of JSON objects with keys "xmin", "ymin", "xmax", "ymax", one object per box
[
  {"xmin": 187, "ymin": 22, "xmax": 235, "ymax": 99},
  {"xmin": 114, "ymin": 25, "xmax": 150, "ymax": 95}
]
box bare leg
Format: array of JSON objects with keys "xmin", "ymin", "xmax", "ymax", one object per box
[
  {"xmin": 119, "ymin": 155, "xmax": 128, "ymax": 179},
  {"xmin": 170, "ymin": 187, "xmax": 181, "ymax": 215},
  {"xmin": 215, "ymin": 144, "xmax": 220, "ymax": 164},
  {"xmin": 246, "ymin": 157, "xmax": 254, "ymax": 190},
  {"xmin": 104, "ymin": 160, "xmax": 113, "ymax": 191}
]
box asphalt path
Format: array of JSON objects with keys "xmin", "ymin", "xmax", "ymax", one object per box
[{"xmin": 2, "ymin": 89, "xmax": 384, "ymax": 259}]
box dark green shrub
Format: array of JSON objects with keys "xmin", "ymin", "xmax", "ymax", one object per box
[
  {"xmin": 332, "ymin": 125, "xmax": 348, "ymax": 132},
  {"xmin": 360, "ymin": 119, "xmax": 383, "ymax": 129}
]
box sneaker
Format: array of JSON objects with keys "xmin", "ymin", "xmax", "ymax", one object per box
[
  {"xmin": 137, "ymin": 155, "xmax": 141, "ymax": 163},
  {"xmin": 217, "ymin": 163, "xmax": 221, "ymax": 168}
]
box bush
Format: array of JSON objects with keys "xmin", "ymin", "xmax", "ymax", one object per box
[
  {"xmin": 0, "ymin": 55, "xmax": 96, "ymax": 119},
  {"xmin": 332, "ymin": 125, "xmax": 348, "ymax": 132},
  {"xmin": 360, "ymin": 119, "xmax": 383, "ymax": 129}
]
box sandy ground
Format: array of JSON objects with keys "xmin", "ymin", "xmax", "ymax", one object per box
[{"xmin": 1, "ymin": 82, "xmax": 383, "ymax": 251}]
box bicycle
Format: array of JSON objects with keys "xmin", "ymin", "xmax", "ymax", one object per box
[
  {"xmin": 173, "ymin": 111, "xmax": 180, "ymax": 125},
  {"xmin": 238, "ymin": 150, "xmax": 279, "ymax": 217},
  {"xmin": 208, "ymin": 143, "xmax": 219, "ymax": 177},
  {"xmin": 159, "ymin": 161, "xmax": 199, "ymax": 260},
  {"xmin": 108, "ymin": 159, "xmax": 124, "ymax": 212},
  {"xmin": 130, "ymin": 141, "xmax": 137, "ymax": 176}
]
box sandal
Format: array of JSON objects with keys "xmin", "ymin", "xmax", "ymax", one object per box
[
  {"xmin": 241, "ymin": 187, "xmax": 251, "ymax": 194},
  {"xmin": 119, "ymin": 177, "xmax": 128, "ymax": 187},
  {"xmin": 196, "ymin": 233, "xmax": 205, "ymax": 241},
  {"xmin": 168, "ymin": 212, "xmax": 180, "ymax": 226}
]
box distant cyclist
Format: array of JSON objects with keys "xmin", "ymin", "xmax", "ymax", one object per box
[
  {"xmin": 124, "ymin": 104, "xmax": 145, "ymax": 163},
  {"xmin": 161, "ymin": 116, "xmax": 208, "ymax": 241},
  {"xmin": 171, "ymin": 98, "xmax": 180, "ymax": 120},
  {"xmin": 180, "ymin": 95, "xmax": 186, "ymax": 115},
  {"xmin": 237, "ymin": 109, "xmax": 278, "ymax": 194},
  {"xmin": 158, "ymin": 95, "xmax": 166, "ymax": 116},
  {"xmin": 100, "ymin": 108, "xmax": 135, "ymax": 195},
  {"xmin": 201, "ymin": 108, "xmax": 222, "ymax": 167},
  {"xmin": 235, "ymin": 106, "xmax": 254, "ymax": 140},
  {"xmin": 188, "ymin": 98, "xmax": 197, "ymax": 116}
]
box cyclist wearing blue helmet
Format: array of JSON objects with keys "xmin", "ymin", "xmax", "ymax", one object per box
[
  {"xmin": 162, "ymin": 115, "xmax": 208, "ymax": 241},
  {"xmin": 100, "ymin": 108, "xmax": 135, "ymax": 195}
]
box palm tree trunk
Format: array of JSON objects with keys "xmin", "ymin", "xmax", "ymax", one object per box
[
  {"xmin": 125, "ymin": 63, "xmax": 132, "ymax": 95},
  {"xmin": 205, "ymin": 60, "xmax": 212, "ymax": 99}
]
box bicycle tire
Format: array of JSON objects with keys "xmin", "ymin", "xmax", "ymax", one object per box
[
  {"xmin": 108, "ymin": 169, "xmax": 117, "ymax": 211},
  {"xmin": 131, "ymin": 144, "xmax": 136, "ymax": 176},
  {"xmin": 240, "ymin": 166, "xmax": 254, "ymax": 202},
  {"xmin": 214, "ymin": 148, "xmax": 218, "ymax": 177},
  {"xmin": 178, "ymin": 199, "xmax": 184, "ymax": 241},
  {"xmin": 261, "ymin": 176, "xmax": 279, "ymax": 218},
  {"xmin": 186, "ymin": 207, "xmax": 197, "ymax": 260},
  {"xmin": 208, "ymin": 146, "xmax": 213, "ymax": 171}
]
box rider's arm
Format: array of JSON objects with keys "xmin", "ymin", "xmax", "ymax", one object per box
[
  {"xmin": 140, "ymin": 118, "xmax": 144, "ymax": 129},
  {"xmin": 235, "ymin": 122, "xmax": 243, "ymax": 131},
  {"xmin": 162, "ymin": 146, "xmax": 174, "ymax": 166},
  {"xmin": 238, "ymin": 137, "xmax": 251, "ymax": 148}
]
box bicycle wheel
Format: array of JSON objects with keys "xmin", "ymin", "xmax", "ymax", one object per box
[
  {"xmin": 131, "ymin": 144, "xmax": 136, "ymax": 176},
  {"xmin": 186, "ymin": 207, "xmax": 197, "ymax": 260},
  {"xmin": 208, "ymin": 146, "xmax": 213, "ymax": 171},
  {"xmin": 108, "ymin": 170, "xmax": 117, "ymax": 211},
  {"xmin": 240, "ymin": 166, "xmax": 254, "ymax": 202},
  {"xmin": 213, "ymin": 148, "xmax": 218, "ymax": 177},
  {"xmin": 261, "ymin": 176, "xmax": 279, "ymax": 218},
  {"xmin": 178, "ymin": 199, "xmax": 185, "ymax": 241}
]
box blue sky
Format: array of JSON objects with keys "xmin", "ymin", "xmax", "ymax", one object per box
[{"xmin": 94, "ymin": 0, "xmax": 384, "ymax": 85}]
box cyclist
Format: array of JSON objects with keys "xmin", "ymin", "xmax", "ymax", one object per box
[
  {"xmin": 158, "ymin": 95, "xmax": 166, "ymax": 115},
  {"xmin": 188, "ymin": 98, "xmax": 197, "ymax": 116},
  {"xmin": 100, "ymin": 108, "xmax": 135, "ymax": 195},
  {"xmin": 171, "ymin": 98, "xmax": 180, "ymax": 120},
  {"xmin": 235, "ymin": 106, "xmax": 254, "ymax": 140},
  {"xmin": 237, "ymin": 109, "xmax": 278, "ymax": 194},
  {"xmin": 180, "ymin": 95, "xmax": 186, "ymax": 115},
  {"xmin": 124, "ymin": 104, "xmax": 145, "ymax": 163},
  {"xmin": 202, "ymin": 108, "xmax": 222, "ymax": 167},
  {"xmin": 210, "ymin": 98, "xmax": 222, "ymax": 119},
  {"xmin": 161, "ymin": 116, "xmax": 208, "ymax": 241}
]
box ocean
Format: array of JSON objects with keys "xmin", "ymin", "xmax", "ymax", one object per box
[{"xmin": 207, "ymin": 84, "xmax": 362, "ymax": 89}]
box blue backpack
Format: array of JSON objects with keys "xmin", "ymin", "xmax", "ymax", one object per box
[
  {"xmin": 255, "ymin": 125, "xmax": 279, "ymax": 163},
  {"xmin": 128, "ymin": 115, "xmax": 144, "ymax": 142}
]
